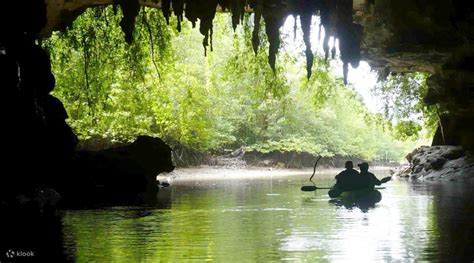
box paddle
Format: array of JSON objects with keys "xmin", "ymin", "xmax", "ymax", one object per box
[
  {"xmin": 301, "ymin": 185, "xmax": 333, "ymax": 191},
  {"xmin": 380, "ymin": 176, "xmax": 392, "ymax": 184},
  {"xmin": 300, "ymin": 156, "xmax": 322, "ymax": 192},
  {"xmin": 302, "ymin": 185, "xmax": 386, "ymax": 191}
]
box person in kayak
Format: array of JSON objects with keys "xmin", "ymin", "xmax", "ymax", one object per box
[
  {"xmin": 329, "ymin": 161, "xmax": 360, "ymax": 196},
  {"xmin": 328, "ymin": 162, "xmax": 391, "ymax": 198},
  {"xmin": 357, "ymin": 162, "xmax": 391, "ymax": 189},
  {"xmin": 328, "ymin": 161, "xmax": 359, "ymax": 197}
]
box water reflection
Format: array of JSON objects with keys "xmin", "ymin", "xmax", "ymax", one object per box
[
  {"xmin": 410, "ymin": 180, "xmax": 474, "ymax": 262},
  {"xmin": 328, "ymin": 198, "xmax": 378, "ymax": 212},
  {"xmin": 59, "ymin": 171, "xmax": 474, "ymax": 262}
]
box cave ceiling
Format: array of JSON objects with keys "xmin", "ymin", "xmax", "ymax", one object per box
[{"xmin": 42, "ymin": 0, "xmax": 474, "ymax": 80}]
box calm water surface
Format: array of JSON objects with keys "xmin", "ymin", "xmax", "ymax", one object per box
[{"xmin": 61, "ymin": 169, "xmax": 474, "ymax": 262}]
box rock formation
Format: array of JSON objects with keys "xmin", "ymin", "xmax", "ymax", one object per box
[
  {"xmin": 0, "ymin": 0, "xmax": 77, "ymax": 203},
  {"xmin": 396, "ymin": 146, "xmax": 474, "ymax": 181},
  {"xmin": 64, "ymin": 136, "xmax": 175, "ymax": 207},
  {"xmin": 356, "ymin": 1, "xmax": 474, "ymax": 151},
  {"xmin": 0, "ymin": 1, "xmax": 175, "ymax": 209}
]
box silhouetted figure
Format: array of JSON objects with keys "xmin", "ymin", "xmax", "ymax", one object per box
[
  {"xmin": 328, "ymin": 161, "xmax": 359, "ymax": 198},
  {"xmin": 335, "ymin": 161, "xmax": 359, "ymax": 189},
  {"xmin": 357, "ymin": 162, "xmax": 391, "ymax": 189}
]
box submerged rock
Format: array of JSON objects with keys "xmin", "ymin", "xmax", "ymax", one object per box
[{"xmin": 396, "ymin": 146, "xmax": 474, "ymax": 181}]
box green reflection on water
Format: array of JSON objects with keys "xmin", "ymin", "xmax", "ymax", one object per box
[{"xmin": 61, "ymin": 171, "xmax": 472, "ymax": 262}]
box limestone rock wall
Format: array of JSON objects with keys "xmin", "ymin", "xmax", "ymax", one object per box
[
  {"xmin": 396, "ymin": 146, "xmax": 474, "ymax": 181},
  {"xmin": 0, "ymin": 1, "xmax": 78, "ymax": 200},
  {"xmin": 425, "ymin": 47, "xmax": 474, "ymax": 150},
  {"xmin": 355, "ymin": 1, "xmax": 473, "ymax": 150}
]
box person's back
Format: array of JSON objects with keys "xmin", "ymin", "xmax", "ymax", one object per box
[
  {"xmin": 334, "ymin": 161, "xmax": 359, "ymax": 191},
  {"xmin": 357, "ymin": 163, "xmax": 381, "ymax": 190}
]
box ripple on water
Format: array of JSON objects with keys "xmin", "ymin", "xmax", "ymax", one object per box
[{"xmin": 61, "ymin": 173, "xmax": 474, "ymax": 262}]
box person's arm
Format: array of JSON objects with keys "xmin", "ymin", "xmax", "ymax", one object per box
[
  {"xmin": 370, "ymin": 173, "xmax": 382, "ymax": 185},
  {"xmin": 371, "ymin": 173, "xmax": 392, "ymax": 185},
  {"xmin": 380, "ymin": 176, "xmax": 392, "ymax": 184}
]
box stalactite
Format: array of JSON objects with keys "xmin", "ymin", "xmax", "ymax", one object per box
[
  {"xmin": 293, "ymin": 0, "xmax": 318, "ymax": 78},
  {"xmin": 331, "ymin": 43, "xmax": 336, "ymax": 59},
  {"xmin": 262, "ymin": 1, "xmax": 287, "ymax": 71},
  {"xmin": 249, "ymin": 0, "xmax": 263, "ymax": 55},
  {"xmin": 300, "ymin": 13, "xmax": 313, "ymax": 78},
  {"xmin": 185, "ymin": 0, "xmax": 219, "ymax": 56},
  {"xmin": 172, "ymin": 0, "xmax": 185, "ymax": 32},
  {"xmin": 294, "ymin": 19, "xmax": 298, "ymax": 41},
  {"xmin": 336, "ymin": 0, "xmax": 360, "ymax": 84},
  {"xmin": 161, "ymin": 0, "xmax": 171, "ymax": 25},
  {"xmin": 105, "ymin": 0, "xmax": 364, "ymax": 82},
  {"xmin": 319, "ymin": 0, "xmax": 337, "ymax": 62},
  {"xmin": 338, "ymin": 22, "xmax": 363, "ymax": 84},
  {"xmin": 230, "ymin": 0, "xmax": 246, "ymax": 30},
  {"xmin": 323, "ymin": 33, "xmax": 330, "ymax": 61},
  {"xmin": 113, "ymin": 0, "xmax": 140, "ymax": 44},
  {"xmin": 184, "ymin": 1, "xmax": 198, "ymax": 28}
]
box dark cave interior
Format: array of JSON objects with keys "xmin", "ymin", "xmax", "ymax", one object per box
[{"xmin": 0, "ymin": 0, "xmax": 473, "ymax": 260}]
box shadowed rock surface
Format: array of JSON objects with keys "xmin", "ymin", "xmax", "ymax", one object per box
[
  {"xmin": 0, "ymin": 0, "xmax": 178, "ymax": 210},
  {"xmin": 61, "ymin": 136, "xmax": 174, "ymax": 208},
  {"xmin": 396, "ymin": 146, "xmax": 474, "ymax": 181},
  {"xmin": 0, "ymin": 0, "xmax": 77, "ymax": 206}
]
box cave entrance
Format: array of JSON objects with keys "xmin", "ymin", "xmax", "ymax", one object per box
[{"xmin": 42, "ymin": 6, "xmax": 432, "ymax": 167}]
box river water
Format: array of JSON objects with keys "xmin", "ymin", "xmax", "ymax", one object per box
[{"xmin": 61, "ymin": 169, "xmax": 474, "ymax": 262}]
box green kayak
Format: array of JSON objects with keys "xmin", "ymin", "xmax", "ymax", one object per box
[{"xmin": 328, "ymin": 188, "xmax": 382, "ymax": 203}]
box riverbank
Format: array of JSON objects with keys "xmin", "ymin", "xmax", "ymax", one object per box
[{"xmin": 158, "ymin": 165, "xmax": 394, "ymax": 182}]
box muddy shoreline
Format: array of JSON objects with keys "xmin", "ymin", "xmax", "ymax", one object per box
[{"xmin": 158, "ymin": 165, "xmax": 394, "ymax": 182}]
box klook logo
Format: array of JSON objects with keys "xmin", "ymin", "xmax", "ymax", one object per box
[
  {"xmin": 5, "ymin": 250, "xmax": 15, "ymax": 258},
  {"xmin": 5, "ymin": 249, "xmax": 34, "ymax": 258}
]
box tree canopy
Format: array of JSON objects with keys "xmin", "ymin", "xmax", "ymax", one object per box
[{"xmin": 43, "ymin": 7, "xmax": 428, "ymax": 162}]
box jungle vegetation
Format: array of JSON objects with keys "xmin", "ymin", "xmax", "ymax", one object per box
[{"xmin": 42, "ymin": 7, "xmax": 435, "ymax": 162}]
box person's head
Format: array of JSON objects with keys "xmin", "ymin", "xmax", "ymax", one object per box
[
  {"xmin": 344, "ymin": 161, "xmax": 353, "ymax": 169},
  {"xmin": 358, "ymin": 162, "xmax": 369, "ymax": 172}
]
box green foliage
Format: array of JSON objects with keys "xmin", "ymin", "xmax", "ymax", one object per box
[
  {"xmin": 393, "ymin": 121, "xmax": 422, "ymax": 140},
  {"xmin": 373, "ymin": 73, "xmax": 437, "ymax": 140},
  {"xmin": 43, "ymin": 7, "xmax": 172, "ymax": 142},
  {"xmin": 44, "ymin": 8, "xmax": 415, "ymax": 162}
]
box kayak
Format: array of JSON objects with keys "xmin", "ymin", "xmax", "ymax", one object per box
[{"xmin": 328, "ymin": 188, "xmax": 382, "ymax": 203}]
